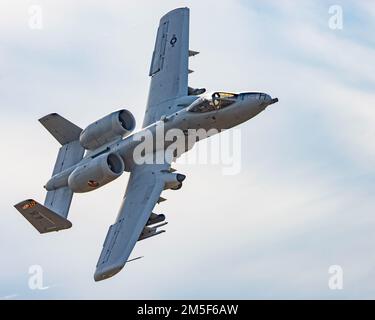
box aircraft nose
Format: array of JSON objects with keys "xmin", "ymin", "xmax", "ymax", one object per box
[
  {"xmin": 261, "ymin": 94, "xmax": 278, "ymax": 106},
  {"xmin": 241, "ymin": 92, "xmax": 278, "ymax": 107},
  {"xmin": 264, "ymin": 94, "xmax": 272, "ymax": 103}
]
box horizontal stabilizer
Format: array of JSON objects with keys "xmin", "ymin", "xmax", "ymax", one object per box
[
  {"xmin": 39, "ymin": 113, "xmax": 82, "ymax": 145},
  {"xmin": 43, "ymin": 140, "xmax": 85, "ymax": 219},
  {"xmin": 44, "ymin": 187, "xmax": 74, "ymax": 219},
  {"xmin": 14, "ymin": 199, "xmax": 72, "ymax": 234}
]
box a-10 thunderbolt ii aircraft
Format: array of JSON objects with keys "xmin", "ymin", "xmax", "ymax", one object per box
[{"xmin": 14, "ymin": 7, "xmax": 278, "ymax": 281}]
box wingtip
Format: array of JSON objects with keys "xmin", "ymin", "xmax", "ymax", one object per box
[
  {"xmin": 94, "ymin": 265, "xmax": 124, "ymax": 282},
  {"xmin": 161, "ymin": 7, "xmax": 189, "ymax": 21}
]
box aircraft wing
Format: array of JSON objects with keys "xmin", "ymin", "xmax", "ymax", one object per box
[
  {"xmin": 143, "ymin": 7, "xmax": 190, "ymax": 127},
  {"xmin": 94, "ymin": 162, "xmax": 171, "ymax": 281}
]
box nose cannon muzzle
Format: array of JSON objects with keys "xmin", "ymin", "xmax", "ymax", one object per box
[{"xmin": 271, "ymin": 98, "xmax": 279, "ymax": 104}]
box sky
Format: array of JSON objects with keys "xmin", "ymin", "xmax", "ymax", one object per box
[{"xmin": 0, "ymin": 0, "xmax": 374, "ymax": 299}]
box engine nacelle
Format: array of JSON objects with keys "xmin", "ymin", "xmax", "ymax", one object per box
[
  {"xmin": 68, "ymin": 153, "xmax": 124, "ymax": 193},
  {"xmin": 80, "ymin": 109, "xmax": 136, "ymax": 150}
]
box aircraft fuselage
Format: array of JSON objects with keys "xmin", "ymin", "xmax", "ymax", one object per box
[{"xmin": 114, "ymin": 91, "xmax": 278, "ymax": 169}]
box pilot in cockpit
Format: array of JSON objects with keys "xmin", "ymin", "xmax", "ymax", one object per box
[{"xmin": 188, "ymin": 92, "xmax": 239, "ymax": 113}]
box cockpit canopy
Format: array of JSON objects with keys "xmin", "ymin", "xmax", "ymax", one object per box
[{"xmin": 188, "ymin": 92, "xmax": 239, "ymax": 113}]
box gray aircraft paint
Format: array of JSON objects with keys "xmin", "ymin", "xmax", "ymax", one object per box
[{"xmin": 14, "ymin": 7, "xmax": 278, "ymax": 282}]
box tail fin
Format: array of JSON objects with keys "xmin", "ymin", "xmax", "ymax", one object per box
[
  {"xmin": 39, "ymin": 113, "xmax": 82, "ymax": 146},
  {"xmin": 15, "ymin": 114, "xmax": 85, "ymax": 233},
  {"xmin": 14, "ymin": 199, "xmax": 72, "ymax": 234}
]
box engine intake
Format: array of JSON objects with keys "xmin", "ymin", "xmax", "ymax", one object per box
[
  {"xmin": 68, "ymin": 153, "xmax": 124, "ymax": 193},
  {"xmin": 80, "ymin": 109, "xmax": 136, "ymax": 150}
]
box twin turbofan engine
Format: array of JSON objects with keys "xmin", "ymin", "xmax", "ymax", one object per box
[
  {"xmin": 45, "ymin": 110, "xmax": 186, "ymax": 194},
  {"xmin": 70, "ymin": 110, "xmax": 137, "ymax": 192},
  {"xmin": 68, "ymin": 153, "xmax": 125, "ymax": 193},
  {"xmin": 46, "ymin": 110, "xmax": 136, "ymax": 193},
  {"xmin": 46, "ymin": 151, "xmax": 185, "ymax": 194},
  {"xmin": 79, "ymin": 109, "xmax": 136, "ymax": 150}
]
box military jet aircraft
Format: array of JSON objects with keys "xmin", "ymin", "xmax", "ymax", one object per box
[{"xmin": 14, "ymin": 7, "xmax": 278, "ymax": 281}]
